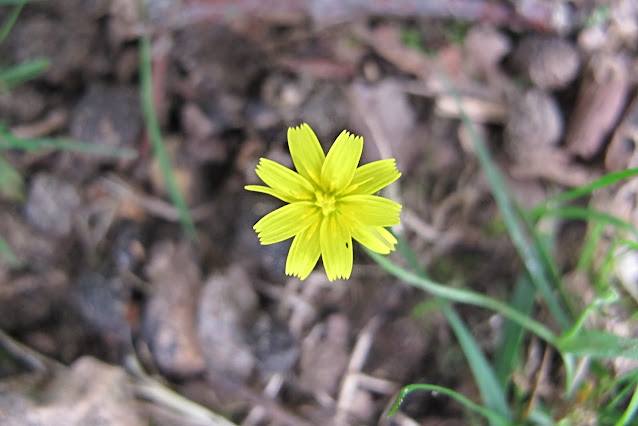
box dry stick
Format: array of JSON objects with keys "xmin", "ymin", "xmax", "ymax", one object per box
[
  {"xmin": 126, "ymin": 353, "xmax": 238, "ymax": 426},
  {"xmin": 0, "ymin": 328, "xmax": 60, "ymax": 372},
  {"xmin": 101, "ymin": 175, "xmax": 215, "ymax": 222},
  {"xmin": 524, "ymin": 344, "xmax": 554, "ymax": 420},
  {"xmin": 335, "ymin": 316, "xmax": 382, "ymax": 425},
  {"xmin": 10, "ymin": 108, "xmax": 68, "ymax": 139},
  {"xmin": 242, "ymin": 374, "xmax": 285, "ymax": 426}
]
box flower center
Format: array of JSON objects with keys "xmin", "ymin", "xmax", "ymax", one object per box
[{"xmin": 315, "ymin": 191, "xmax": 337, "ymax": 216}]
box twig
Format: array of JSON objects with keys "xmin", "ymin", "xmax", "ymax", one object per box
[
  {"xmin": 0, "ymin": 328, "xmax": 61, "ymax": 372},
  {"xmin": 125, "ymin": 354, "xmax": 238, "ymax": 426},
  {"xmin": 335, "ymin": 316, "xmax": 382, "ymax": 425},
  {"xmin": 100, "ymin": 175, "xmax": 215, "ymax": 222}
]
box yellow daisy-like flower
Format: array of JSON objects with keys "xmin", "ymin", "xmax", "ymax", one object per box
[{"xmin": 245, "ymin": 123, "xmax": 402, "ymax": 281}]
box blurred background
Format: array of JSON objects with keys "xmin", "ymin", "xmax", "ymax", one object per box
[{"xmin": 1, "ymin": 0, "xmax": 638, "ymax": 425}]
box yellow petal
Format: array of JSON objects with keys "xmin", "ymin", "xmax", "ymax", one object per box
[
  {"xmin": 351, "ymin": 225, "xmax": 397, "ymax": 254},
  {"xmin": 245, "ymin": 185, "xmax": 295, "ymax": 203},
  {"xmin": 344, "ymin": 159, "xmax": 401, "ymax": 195},
  {"xmin": 320, "ymin": 213, "xmax": 353, "ymax": 281},
  {"xmin": 288, "ymin": 124, "xmax": 325, "ymax": 188},
  {"xmin": 255, "ymin": 158, "xmax": 314, "ymax": 201},
  {"xmin": 286, "ymin": 222, "xmax": 321, "ymax": 279},
  {"xmin": 340, "ymin": 195, "xmax": 401, "ymax": 227},
  {"xmin": 321, "ymin": 130, "xmax": 363, "ymax": 194},
  {"xmin": 254, "ymin": 202, "xmax": 319, "ymax": 244}
]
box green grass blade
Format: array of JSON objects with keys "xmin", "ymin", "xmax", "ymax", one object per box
[
  {"xmin": 0, "ymin": 58, "xmax": 49, "ymax": 90},
  {"xmin": 388, "ymin": 383, "xmax": 510, "ymax": 426},
  {"xmin": 0, "ymin": 154, "xmax": 24, "ymax": 201},
  {"xmin": 443, "ymin": 304, "xmax": 511, "ymax": 421},
  {"xmin": 615, "ymin": 383, "xmax": 638, "ymax": 426},
  {"xmin": 139, "ymin": 36, "xmax": 196, "ymax": 239},
  {"xmin": 577, "ymin": 222, "xmax": 605, "ymax": 271},
  {"xmin": 530, "ymin": 168, "xmax": 638, "ymax": 219},
  {"xmin": 607, "ymin": 371, "xmax": 638, "ymax": 414},
  {"xmin": 367, "ymin": 249, "xmax": 556, "ymax": 344},
  {"xmin": 442, "ymin": 75, "xmax": 571, "ymax": 331},
  {"xmin": 0, "ymin": 1, "xmax": 24, "ymax": 45},
  {"xmin": 556, "ymin": 330, "xmax": 638, "ymax": 360},
  {"xmin": 494, "ymin": 275, "xmax": 536, "ymax": 388},
  {"xmin": 522, "ymin": 211, "xmax": 577, "ymax": 318},
  {"xmin": 539, "ymin": 207, "xmax": 638, "ymax": 240},
  {"xmin": 394, "ymin": 230, "xmax": 427, "ymax": 276},
  {"xmin": 0, "ymin": 127, "xmax": 137, "ymax": 159},
  {"xmin": 0, "ymin": 232, "xmax": 19, "ymax": 267}
]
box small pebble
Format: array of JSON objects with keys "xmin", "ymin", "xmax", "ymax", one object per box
[
  {"xmin": 142, "ymin": 241, "xmax": 205, "ymax": 378},
  {"xmin": 504, "ymin": 88, "xmax": 563, "ymax": 161},
  {"xmin": 511, "ymin": 36, "xmax": 580, "ymax": 90},
  {"xmin": 25, "ymin": 173, "xmax": 81, "ymax": 238},
  {"xmin": 70, "ymin": 85, "xmax": 142, "ymax": 150},
  {"xmin": 197, "ymin": 266, "xmax": 258, "ymax": 381},
  {"xmin": 249, "ymin": 314, "xmax": 298, "ymax": 377}
]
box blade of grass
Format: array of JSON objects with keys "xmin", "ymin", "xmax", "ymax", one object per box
[
  {"xmin": 442, "ymin": 74, "xmax": 571, "ymax": 331},
  {"xmin": 577, "ymin": 222, "xmax": 605, "ymax": 271},
  {"xmin": 392, "ymin": 231, "xmax": 511, "ymax": 420},
  {"xmin": 388, "ymin": 383, "xmax": 510, "ymax": 426},
  {"xmin": 444, "ymin": 303, "xmax": 511, "ymax": 421},
  {"xmin": 0, "ymin": 126, "xmax": 137, "ymax": 159},
  {"xmin": 530, "ymin": 168, "xmax": 638, "ymax": 219},
  {"xmin": 556, "ymin": 330, "xmax": 638, "ymax": 360},
  {"xmin": 494, "ymin": 274, "xmax": 536, "ymax": 388},
  {"xmin": 139, "ymin": 35, "xmax": 196, "ymax": 239},
  {"xmin": 394, "ymin": 230, "xmax": 427, "ymax": 276},
  {"xmin": 539, "ymin": 207, "xmax": 638, "ymax": 240},
  {"xmin": 367, "ymin": 249, "xmax": 556, "ymax": 344},
  {"xmin": 0, "ymin": 154, "xmax": 24, "ymax": 201},
  {"xmin": 0, "ymin": 0, "xmax": 24, "ymax": 45},
  {"xmin": 0, "ymin": 58, "xmax": 49, "ymax": 90},
  {"xmin": 607, "ymin": 370, "xmax": 638, "ymax": 414},
  {"xmin": 0, "ymin": 232, "xmax": 19, "ymax": 267},
  {"xmin": 615, "ymin": 383, "xmax": 638, "ymax": 426}
]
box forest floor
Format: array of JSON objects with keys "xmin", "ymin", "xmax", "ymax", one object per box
[{"xmin": 1, "ymin": 1, "xmax": 638, "ymax": 425}]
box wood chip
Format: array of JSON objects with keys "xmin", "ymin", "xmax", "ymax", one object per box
[{"xmin": 565, "ymin": 54, "xmax": 629, "ymax": 159}]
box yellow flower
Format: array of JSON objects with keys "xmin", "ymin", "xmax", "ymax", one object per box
[{"xmin": 245, "ymin": 123, "xmax": 401, "ymax": 281}]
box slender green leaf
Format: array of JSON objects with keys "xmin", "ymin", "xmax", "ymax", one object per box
[
  {"xmin": 577, "ymin": 222, "xmax": 605, "ymax": 271},
  {"xmin": 139, "ymin": 36, "xmax": 196, "ymax": 239},
  {"xmin": 607, "ymin": 371, "xmax": 638, "ymax": 414},
  {"xmin": 394, "ymin": 230, "xmax": 427, "ymax": 276},
  {"xmin": 0, "ymin": 154, "xmax": 24, "ymax": 201},
  {"xmin": 0, "ymin": 58, "xmax": 49, "ymax": 90},
  {"xmin": 557, "ymin": 330, "xmax": 638, "ymax": 359},
  {"xmin": 388, "ymin": 383, "xmax": 510, "ymax": 426},
  {"xmin": 530, "ymin": 168, "xmax": 638, "ymax": 219},
  {"xmin": 0, "ymin": 1, "xmax": 24, "ymax": 45},
  {"xmin": 367, "ymin": 249, "xmax": 556, "ymax": 344},
  {"xmin": 494, "ymin": 275, "xmax": 535, "ymax": 388},
  {"xmin": 522, "ymin": 211, "xmax": 577, "ymax": 318},
  {"xmin": 442, "ymin": 74, "xmax": 571, "ymax": 330},
  {"xmin": 0, "ymin": 232, "xmax": 19, "ymax": 267},
  {"xmin": 615, "ymin": 382, "xmax": 638, "ymax": 426},
  {"xmin": 444, "ymin": 304, "xmax": 510, "ymax": 420},
  {"xmin": 0, "ymin": 127, "xmax": 137, "ymax": 159},
  {"xmin": 540, "ymin": 207, "xmax": 638, "ymax": 240}
]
